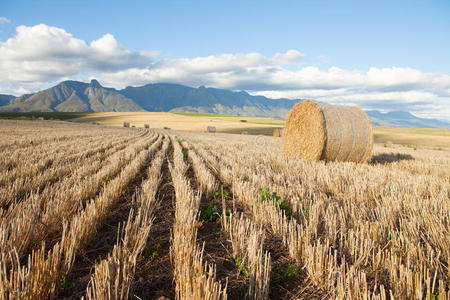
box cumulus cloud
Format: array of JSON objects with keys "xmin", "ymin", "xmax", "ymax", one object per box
[
  {"xmin": 0, "ymin": 24, "xmax": 450, "ymax": 121},
  {"xmin": 272, "ymin": 50, "xmax": 304, "ymax": 65},
  {"xmin": 99, "ymin": 62, "xmax": 450, "ymax": 120},
  {"xmin": 0, "ymin": 17, "xmax": 10, "ymax": 24},
  {"xmin": 0, "ymin": 24, "xmax": 157, "ymax": 86}
]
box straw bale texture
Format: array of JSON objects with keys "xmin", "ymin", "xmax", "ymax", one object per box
[{"xmin": 282, "ymin": 100, "xmax": 373, "ymax": 163}]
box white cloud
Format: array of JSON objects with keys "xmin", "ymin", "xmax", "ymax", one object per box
[
  {"xmin": 252, "ymin": 89, "xmax": 450, "ymax": 120},
  {"xmin": 0, "ymin": 24, "xmax": 450, "ymax": 121},
  {"xmin": 0, "ymin": 17, "xmax": 10, "ymax": 24},
  {"xmin": 272, "ymin": 49, "xmax": 304, "ymax": 65},
  {"xmin": 0, "ymin": 24, "xmax": 157, "ymax": 85}
]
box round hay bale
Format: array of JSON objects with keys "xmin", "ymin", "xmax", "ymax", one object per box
[{"xmin": 282, "ymin": 100, "xmax": 373, "ymax": 163}]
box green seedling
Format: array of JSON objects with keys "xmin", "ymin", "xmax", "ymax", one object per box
[
  {"xmin": 200, "ymin": 204, "xmax": 221, "ymax": 223},
  {"xmin": 271, "ymin": 263, "xmax": 299, "ymax": 284},
  {"xmin": 278, "ymin": 201, "xmax": 291, "ymax": 216},
  {"xmin": 430, "ymin": 294, "xmax": 439, "ymax": 300},
  {"xmin": 235, "ymin": 257, "xmax": 249, "ymax": 276},
  {"xmin": 259, "ymin": 188, "xmax": 291, "ymax": 216},
  {"xmin": 260, "ymin": 188, "xmax": 271, "ymax": 202},
  {"xmin": 214, "ymin": 189, "xmax": 231, "ymax": 201},
  {"xmin": 181, "ymin": 147, "xmax": 189, "ymax": 160},
  {"xmin": 224, "ymin": 208, "xmax": 231, "ymax": 217},
  {"xmin": 142, "ymin": 243, "xmax": 161, "ymax": 261}
]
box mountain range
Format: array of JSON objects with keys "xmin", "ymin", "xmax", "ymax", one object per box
[
  {"xmin": 0, "ymin": 80, "xmax": 448, "ymax": 128},
  {"xmin": 365, "ymin": 110, "xmax": 449, "ymax": 128}
]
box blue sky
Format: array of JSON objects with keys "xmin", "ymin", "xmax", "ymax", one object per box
[
  {"xmin": 2, "ymin": 0, "xmax": 450, "ymax": 71},
  {"xmin": 0, "ymin": 0, "xmax": 449, "ymax": 120}
]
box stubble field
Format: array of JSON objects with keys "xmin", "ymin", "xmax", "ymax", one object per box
[
  {"xmin": 0, "ymin": 119, "xmax": 449, "ymax": 299},
  {"xmin": 70, "ymin": 112, "xmax": 450, "ymax": 150}
]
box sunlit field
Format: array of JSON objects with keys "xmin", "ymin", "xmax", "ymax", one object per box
[
  {"xmin": 69, "ymin": 112, "xmax": 450, "ymax": 150},
  {"xmin": 0, "ymin": 120, "xmax": 448, "ymax": 299}
]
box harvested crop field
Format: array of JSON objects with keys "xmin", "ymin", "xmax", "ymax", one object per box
[
  {"xmin": 71, "ymin": 112, "xmax": 450, "ymax": 150},
  {"xmin": 0, "ymin": 119, "xmax": 449, "ymax": 299},
  {"xmin": 70, "ymin": 112, "xmax": 283, "ymax": 133}
]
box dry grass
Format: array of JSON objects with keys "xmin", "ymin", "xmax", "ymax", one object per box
[
  {"xmin": 72, "ymin": 112, "xmax": 282, "ymax": 133},
  {"xmin": 169, "ymin": 136, "xmax": 226, "ymax": 300},
  {"xmin": 373, "ymin": 126, "xmax": 450, "ymax": 149},
  {"xmin": 0, "ymin": 120, "xmax": 449, "ymax": 299},
  {"xmin": 72, "ymin": 111, "xmax": 449, "ymax": 149},
  {"xmin": 178, "ymin": 130, "xmax": 449, "ymax": 299},
  {"xmin": 85, "ymin": 140, "xmax": 169, "ymax": 299},
  {"xmin": 222, "ymin": 213, "xmax": 271, "ymax": 299}
]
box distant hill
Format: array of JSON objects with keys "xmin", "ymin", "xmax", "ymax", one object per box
[
  {"xmin": 0, "ymin": 80, "xmax": 448, "ymax": 128},
  {"xmin": 0, "ymin": 80, "xmax": 143, "ymax": 112},
  {"xmin": 366, "ymin": 110, "xmax": 449, "ymax": 128},
  {"xmin": 0, "ymin": 94, "xmax": 14, "ymax": 106},
  {"xmin": 0, "ymin": 80, "xmax": 297, "ymax": 118},
  {"xmin": 121, "ymin": 83, "xmax": 297, "ymax": 118}
]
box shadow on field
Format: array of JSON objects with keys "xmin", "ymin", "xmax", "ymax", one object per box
[{"xmin": 370, "ymin": 152, "xmax": 414, "ymax": 164}]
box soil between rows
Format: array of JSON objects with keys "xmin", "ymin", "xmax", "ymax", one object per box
[
  {"xmin": 58, "ymin": 139, "xmax": 160, "ymax": 299},
  {"xmin": 132, "ymin": 145, "xmax": 176, "ymax": 300}
]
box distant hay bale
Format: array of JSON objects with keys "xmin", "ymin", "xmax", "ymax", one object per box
[
  {"xmin": 282, "ymin": 100, "xmax": 373, "ymax": 163},
  {"xmin": 131, "ymin": 125, "xmax": 136, "ymax": 128},
  {"xmin": 207, "ymin": 126, "xmax": 216, "ymax": 133},
  {"xmin": 273, "ymin": 128, "xmax": 283, "ymax": 137},
  {"xmin": 123, "ymin": 122, "xmax": 130, "ymax": 128},
  {"xmin": 163, "ymin": 126, "xmax": 171, "ymax": 130},
  {"xmin": 144, "ymin": 123, "xmax": 150, "ymax": 129},
  {"xmin": 241, "ymin": 130, "xmax": 248, "ymax": 135},
  {"xmin": 38, "ymin": 117, "xmax": 44, "ymax": 121}
]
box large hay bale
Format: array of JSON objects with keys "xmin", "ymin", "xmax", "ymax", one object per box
[
  {"xmin": 207, "ymin": 126, "xmax": 216, "ymax": 133},
  {"xmin": 144, "ymin": 123, "xmax": 150, "ymax": 129},
  {"xmin": 282, "ymin": 100, "xmax": 373, "ymax": 163},
  {"xmin": 123, "ymin": 122, "xmax": 130, "ymax": 128}
]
